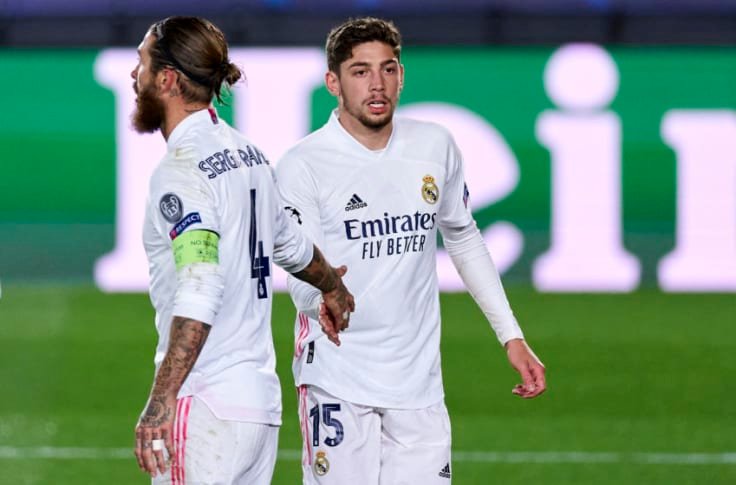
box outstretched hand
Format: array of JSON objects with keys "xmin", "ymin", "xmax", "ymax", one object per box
[
  {"xmin": 319, "ymin": 265, "xmax": 355, "ymax": 346},
  {"xmin": 505, "ymin": 339, "xmax": 546, "ymax": 399}
]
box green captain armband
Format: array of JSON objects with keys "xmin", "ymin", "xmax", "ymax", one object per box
[{"xmin": 172, "ymin": 230, "xmax": 220, "ymax": 270}]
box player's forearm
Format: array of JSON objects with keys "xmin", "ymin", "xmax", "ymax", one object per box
[
  {"xmin": 143, "ymin": 316, "xmax": 211, "ymax": 425},
  {"xmin": 290, "ymin": 245, "xmax": 354, "ymax": 344},
  {"xmin": 287, "ymin": 275, "xmax": 323, "ymax": 320},
  {"xmin": 291, "ymin": 245, "xmax": 339, "ymax": 293},
  {"xmin": 441, "ymin": 223, "xmax": 524, "ymax": 345}
]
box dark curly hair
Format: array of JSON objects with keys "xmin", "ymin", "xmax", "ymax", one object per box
[{"xmin": 325, "ymin": 17, "xmax": 402, "ymax": 74}]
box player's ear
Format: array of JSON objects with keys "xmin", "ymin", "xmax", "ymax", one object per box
[
  {"xmin": 159, "ymin": 67, "xmax": 178, "ymax": 95},
  {"xmin": 325, "ymin": 71, "xmax": 340, "ymax": 97},
  {"xmin": 398, "ymin": 64, "xmax": 405, "ymax": 92}
]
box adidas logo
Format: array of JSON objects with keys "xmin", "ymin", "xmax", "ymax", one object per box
[
  {"xmin": 438, "ymin": 463, "xmax": 451, "ymax": 479},
  {"xmin": 344, "ymin": 194, "xmax": 368, "ymax": 211}
]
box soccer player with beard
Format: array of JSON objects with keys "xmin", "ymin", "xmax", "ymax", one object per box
[
  {"xmin": 276, "ymin": 17, "xmax": 547, "ymax": 484},
  {"xmin": 129, "ymin": 16, "xmax": 354, "ymax": 484}
]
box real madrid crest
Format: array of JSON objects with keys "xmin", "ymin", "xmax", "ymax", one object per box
[
  {"xmin": 421, "ymin": 175, "xmax": 439, "ymax": 204},
  {"xmin": 314, "ymin": 451, "xmax": 330, "ymax": 476}
]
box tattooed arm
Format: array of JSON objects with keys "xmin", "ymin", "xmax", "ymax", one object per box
[
  {"xmin": 291, "ymin": 245, "xmax": 355, "ymax": 345},
  {"xmin": 134, "ymin": 317, "xmax": 211, "ymax": 477}
]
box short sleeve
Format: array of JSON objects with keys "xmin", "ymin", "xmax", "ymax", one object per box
[
  {"xmin": 275, "ymin": 152, "xmax": 326, "ymax": 247},
  {"xmin": 149, "ymin": 161, "xmax": 220, "ymax": 242},
  {"xmin": 437, "ymin": 133, "xmax": 474, "ymax": 230},
  {"xmin": 269, "ymin": 164, "xmax": 314, "ymax": 273},
  {"xmin": 149, "ymin": 160, "xmax": 225, "ymax": 325},
  {"xmin": 275, "ymin": 150, "xmax": 325, "ymax": 313}
]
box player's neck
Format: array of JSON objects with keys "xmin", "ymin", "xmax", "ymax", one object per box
[
  {"xmin": 338, "ymin": 112, "xmax": 393, "ymax": 151},
  {"xmin": 161, "ymin": 102, "xmax": 209, "ymax": 140}
]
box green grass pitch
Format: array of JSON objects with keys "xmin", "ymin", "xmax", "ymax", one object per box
[{"xmin": 0, "ymin": 285, "xmax": 734, "ymax": 484}]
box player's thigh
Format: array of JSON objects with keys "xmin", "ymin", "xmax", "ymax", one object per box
[
  {"xmin": 297, "ymin": 385, "xmax": 381, "ymax": 485},
  {"xmin": 379, "ymin": 401, "xmax": 452, "ymax": 485},
  {"xmin": 232, "ymin": 422, "xmax": 279, "ymax": 485},
  {"xmin": 152, "ymin": 396, "xmax": 278, "ymax": 485}
]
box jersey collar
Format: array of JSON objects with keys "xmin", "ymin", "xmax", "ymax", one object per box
[
  {"xmin": 329, "ymin": 110, "xmax": 396, "ymax": 156},
  {"xmin": 167, "ymin": 108, "xmax": 219, "ymax": 150}
]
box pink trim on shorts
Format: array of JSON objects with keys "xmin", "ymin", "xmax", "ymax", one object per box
[
  {"xmin": 298, "ymin": 385, "xmax": 312, "ymax": 466},
  {"xmin": 172, "ymin": 396, "xmax": 193, "ymax": 485},
  {"xmin": 295, "ymin": 312, "xmax": 309, "ymax": 358}
]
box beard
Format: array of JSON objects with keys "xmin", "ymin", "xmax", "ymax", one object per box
[
  {"xmin": 132, "ymin": 81, "xmax": 165, "ymax": 134},
  {"xmin": 343, "ymin": 95, "xmax": 394, "ymax": 131},
  {"xmin": 356, "ymin": 110, "xmax": 392, "ymax": 130}
]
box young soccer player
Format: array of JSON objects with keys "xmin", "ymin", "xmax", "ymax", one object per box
[{"xmin": 277, "ymin": 17, "xmax": 546, "ymax": 484}]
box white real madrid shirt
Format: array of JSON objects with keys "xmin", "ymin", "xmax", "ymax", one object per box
[
  {"xmin": 277, "ymin": 112, "xmax": 518, "ymax": 409},
  {"xmin": 143, "ymin": 108, "xmax": 313, "ymax": 425}
]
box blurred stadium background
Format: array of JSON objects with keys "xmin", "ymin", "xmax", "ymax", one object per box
[{"xmin": 1, "ymin": 0, "xmax": 735, "ymax": 483}]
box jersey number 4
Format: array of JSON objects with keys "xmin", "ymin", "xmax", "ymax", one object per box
[{"xmin": 249, "ymin": 189, "xmax": 271, "ymax": 299}]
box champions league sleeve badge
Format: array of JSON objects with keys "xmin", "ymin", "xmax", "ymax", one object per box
[
  {"xmin": 421, "ymin": 175, "xmax": 439, "ymax": 204},
  {"xmin": 159, "ymin": 193, "xmax": 183, "ymax": 223},
  {"xmin": 313, "ymin": 451, "xmax": 330, "ymax": 476}
]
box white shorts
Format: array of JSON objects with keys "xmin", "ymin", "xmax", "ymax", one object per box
[
  {"xmin": 152, "ymin": 396, "xmax": 279, "ymax": 485},
  {"xmin": 297, "ymin": 385, "xmax": 452, "ymax": 485}
]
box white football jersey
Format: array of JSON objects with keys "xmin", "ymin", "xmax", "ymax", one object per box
[
  {"xmin": 143, "ymin": 108, "xmax": 313, "ymax": 425},
  {"xmin": 277, "ymin": 112, "xmax": 483, "ymax": 409}
]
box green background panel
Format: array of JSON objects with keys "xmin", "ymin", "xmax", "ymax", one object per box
[
  {"xmin": 0, "ymin": 50, "xmax": 115, "ymax": 223},
  {"xmin": 2, "ymin": 47, "xmax": 735, "ymax": 283}
]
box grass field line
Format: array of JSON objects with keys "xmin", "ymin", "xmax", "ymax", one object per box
[{"xmin": 0, "ymin": 447, "xmax": 734, "ymax": 464}]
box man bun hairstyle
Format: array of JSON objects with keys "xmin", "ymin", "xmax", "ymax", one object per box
[
  {"xmin": 149, "ymin": 16, "xmax": 242, "ymax": 104},
  {"xmin": 325, "ymin": 17, "xmax": 402, "ymax": 74}
]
